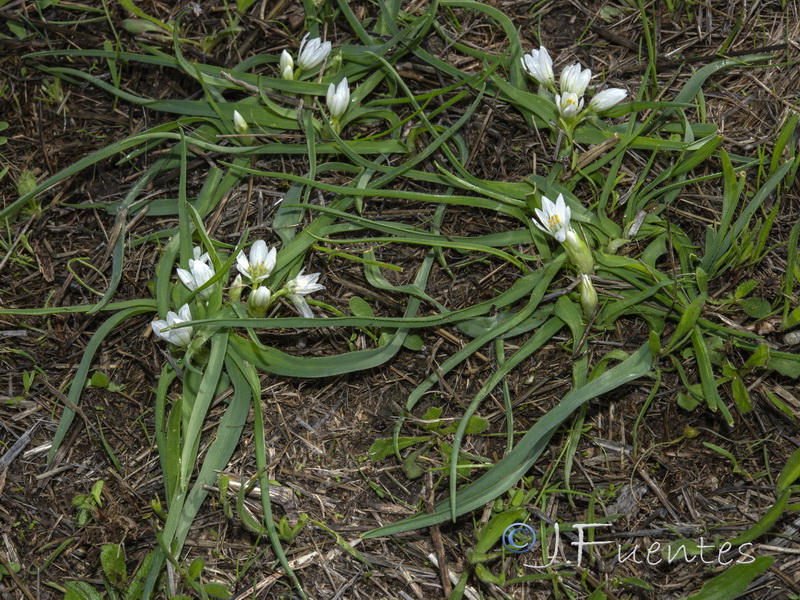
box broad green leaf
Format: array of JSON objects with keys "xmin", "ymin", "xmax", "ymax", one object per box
[
  {"xmin": 734, "ymin": 280, "xmax": 759, "ymax": 299},
  {"xmin": 100, "ymin": 544, "xmax": 127, "ymax": 588},
  {"xmin": 369, "ymin": 436, "xmax": 431, "ymax": 461},
  {"xmin": 349, "ymin": 296, "xmax": 375, "ymax": 317},
  {"xmin": 739, "ymin": 297, "xmax": 772, "ymax": 319},
  {"xmin": 685, "ymin": 556, "xmax": 773, "ymax": 600},
  {"xmin": 767, "ymin": 352, "xmax": 800, "ymax": 378}
]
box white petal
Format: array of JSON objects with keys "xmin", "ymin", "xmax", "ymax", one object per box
[
  {"xmin": 192, "ymin": 247, "xmax": 210, "ymax": 263},
  {"xmin": 264, "ymin": 247, "xmax": 277, "ymax": 273},
  {"xmin": 555, "ymin": 194, "xmax": 570, "ymax": 228},
  {"xmin": 191, "ymin": 260, "xmax": 214, "ymax": 287},
  {"xmin": 290, "ymin": 295, "xmax": 314, "ymax": 318},
  {"xmin": 236, "ymin": 250, "xmax": 251, "ymax": 278},
  {"xmin": 249, "ymin": 240, "xmax": 268, "ymax": 266},
  {"xmin": 151, "ymin": 319, "xmax": 169, "ymax": 342},
  {"xmin": 173, "ymin": 324, "xmax": 193, "ymax": 347},
  {"xmin": 177, "ymin": 304, "xmax": 192, "ymax": 321},
  {"xmin": 176, "ymin": 267, "xmax": 196, "ymax": 291}
]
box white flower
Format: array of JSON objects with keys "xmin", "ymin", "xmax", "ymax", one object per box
[
  {"xmin": 589, "ymin": 88, "xmax": 627, "ymax": 112},
  {"xmin": 326, "ymin": 78, "xmax": 350, "ymax": 120},
  {"xmin": 533, "ymin": 195, "xmax": 594, "ymax": 274},
  {"xmin": 297, "ymin": 33, "xmax": 331, "ymax": 71},
  {"xmin": 559, "ymin": 63, "xmax": 591, "ymax": 97},
  {"xmin": 556, "ymin": 92, "xmax": 584, "ymax": 120},
  {"xmin": 236, "ymin": 240, "xmax": 277, "ymax": 285},
  {"xmin": 533, "ymin": 193, "xmax": 571, "ymax": 243},
  {"xmin": 521, "ymin": 46, "xmax": 555, "ymax": 88},
  {"xmin": 232, "ymin": 110, "xmax": 248, "ymax": 135},
  {"xmin": 151, "ymin": 304, "xmax": 193, "ymax": 347},
  {"xmin": 280, "ymin": 49, "xmax": 294, "ymax": 80},
  {"xmin": 286, "ymin": 269, "xmax": 324, "ymax": 318},
  {"xmin": 579, "ymin": 274, "xmax": 598, "ymax": 316},
  {"xmin": 177, "ymin": 259, "xmax": 215, "ymax": 299}
]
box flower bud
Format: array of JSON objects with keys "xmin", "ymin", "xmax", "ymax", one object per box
[
  {"xmin": 326, "ymin": 78, "xmax": 350, "ymax": 120},
  {"xmin": 579, "ymin": 274, "xmax": 598, "ymax": 317},
  {"xmin": 229, "ymin": 274, "xmax": 244, "ymax": 303},
  {"xmin": 589, "ymin": 88, "xmax": 627, "ymax": 112},
  {"xmin": 247, "ymin": 285, "xmax": 272, "ymax": 316},
  {"xmin": 556, "ymin": 92, "xmax": 584, "ymax": 121},
  {"xmin": 521, "ymin": 46, "xmax": 555, "ymax": 89},
  {"xmin": 232, "ymin": 110, "xmax": 248, "ymax": 135},
  {"xmin": 279, "ymin": 49, "xmax": 294, "ymax": 80},
  {"xmin": 560, "ymin": 63, "xmax": 591, "ymax": 97}
]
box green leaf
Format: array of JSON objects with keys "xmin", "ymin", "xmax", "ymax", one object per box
[
  {"xmin": 649, "ymin": 330, "xmax": 662, "ymax": 357},
  {"xmin": 187, "ymin": 557, "xmax": 205, "ymax": 580},
  {"xmin": 728, "ymin": 489, "xmax": 790, "ymax": 547},
  {"xmin": 777, "ymin": 445, "xmax": 800, "ymax": 494},
  {"xmin": 48, "ymin": 305, "xmax": 155, "ymax": 462},
  {"xmin": 767, "ymin": 353, "xmax": 800, "ymax": 378},
  {"xmin": 349, "ymin": 296, "xmax": 374, "ymax": 317},
  {"xmin": 89, "ymin": 372, "xmax": 109, "ymax": 388},
  {"xmin": 677, "ymin": 391, "xmax": 701, "ymax": 412},
  {"xmin": 744, "ymin": 344, "xmax": 770, "ymax": 369},
  {"xmin": 696, "ymin": 266, "xmax": 708, "ymax": 294},
  {"xmin": 64, "ymin": 581, "xmax": 104, "ymax": 600},
  {"xmin": 734, "ymin": 280, "xmax": 759, "ymax": 299},
  {"xmin": 692, "ymin": 328, "xmax": 731, "ymax": 423},
  {"xmin": 402, "ymin": 335, "xmax": 424, "ymax": 351},
  {"xmin": 100, "ymin": 544, "xmax": 127, "ymax": 588},
  {"xmin": 730, "ymin": 377, "xmax": 752, "ymax": 414},
  {"xmin": 685, "ymin": 556, "xmax": 773, "ymax": 600},
  {"xmin": 368, "ymin": 436, "xmax": 430, "ymax": 461},
  {"xmin": 703, "ymin": 442, "xmax": 742, "ymax": 474},
  {"xmin": 473, "ymin": 507, "xmax": 529, "ymax": 558},
  {"xmin": 204, "ymin": 582, "xmax": 231, "ymax": 598},
  {"xmin": 618, "ymin": 577, "xmax": 653, "ymax": 591},
  {"xmin": 739, "ymin": 297, "xmax": 772, "ymax": 319},
  {"xmin": 664, "ymin": 294, "xmax": 706, "ymax": 355}
]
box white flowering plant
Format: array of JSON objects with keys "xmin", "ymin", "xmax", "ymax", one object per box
[{"xmin": 4, "ymin": 4, "xmax": 800, "ymax": 600}]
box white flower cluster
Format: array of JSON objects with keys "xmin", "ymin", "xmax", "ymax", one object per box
[
  {"xmin": 521, "ymin": 45, "xmax": 627, "ymax": 124},
  {"xmin": 279, "ymin": 33, "xmax": 332, "ymax": 81},
  {"xmin": 151, "ymin": 242, "xmax": 326, "ymax": 348},
  {"xmin": 278, "ymin": 34, "xmax": 351, "ymax": 131},
  {"xmin": 235, "ymin": 239, "xmax": 325, "ymax": 318}
]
